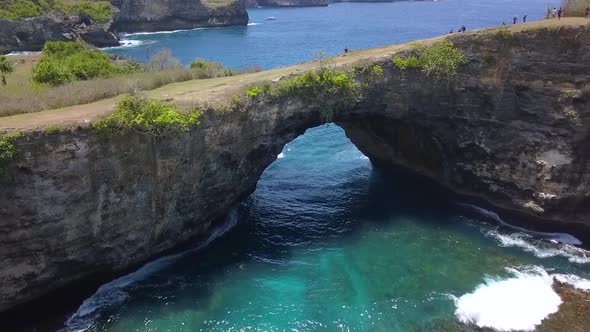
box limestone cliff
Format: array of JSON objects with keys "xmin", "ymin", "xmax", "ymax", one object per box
[
  {"xmin": 0, "ymin": 14, "xmax": 120, "ymax": 54},
  {"xmin": 0, "ymin": 0, "xmax": 248, "ymax": 53},
  {"xmin": 0, "ymin": 24, "xmax": 589, "ymax": 313},
  {"xmin": 109, "ymin": 0, "xmax": 248, "ymax": 33}
]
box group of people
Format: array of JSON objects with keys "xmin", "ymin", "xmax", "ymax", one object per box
[
  {"xmin": 547, "ymin": 6, "xmax": 590, "ymax": 20},
  {"xmin": 509, "ymin": 14, "xmax": 528, "ymax": 24},
  {"xmin": 548, "ymin": 7, "xmax": 565, "ymax": 19},
  {"xmin": 448, "ymin": 25, "xmax": 466, "ymax": 34}
]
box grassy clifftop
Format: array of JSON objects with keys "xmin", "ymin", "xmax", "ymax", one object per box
[{"xmin": 0, "ymin": 0, "xmax": 114, "ymax": 22}]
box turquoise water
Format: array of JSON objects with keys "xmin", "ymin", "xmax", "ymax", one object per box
[
  {"xmin": 65, "ymin": 126, "xmax": 590, "ymax": 332},
  {"xmin": 22, "ymin": 1, "xmax": 590, "ymax": 331}
]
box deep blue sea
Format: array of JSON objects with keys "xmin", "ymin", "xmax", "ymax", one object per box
[{"xmin": 57, "ymin": 1, "xmax": 590, "ymax": 331}]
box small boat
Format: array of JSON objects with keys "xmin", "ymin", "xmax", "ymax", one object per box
[{"xmin": 265, "ymin": 16, "xmax": 276, "ymax": 21}]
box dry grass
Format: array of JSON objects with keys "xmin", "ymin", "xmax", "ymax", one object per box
[
  {"xmin": 0, "ymin": 55, "xmax": 261, "ymax": 117},
  {"xmin": 562, "ymin": 0, "xmax": 590, "ymax": 16}
]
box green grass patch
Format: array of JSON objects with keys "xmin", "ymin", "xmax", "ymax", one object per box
[
  {"xmin": 93, "ymin": 95, "xmax": 202, "ymax": 138},
  {"xmin": 393, "ymin": 41, "xmax": 467, "ymax": 81}
]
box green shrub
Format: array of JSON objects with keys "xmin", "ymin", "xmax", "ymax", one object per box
[
  {"xmin": 0, "ymin": 55, "xmax": 16, "ymax": 85},
  {"xmin": 32, "ymin": 41, "xmax": 137, "ymax": 86},
  {"xmin": 93, "ymin": 96, "xmax": 202, "ymax": 137},
  {"xmin": 69, "ymin": 1, "xmax": 113, "ymax": 23},
  {"xmin": 393, "ymin": 56, "xmax": 421, "ymax": 70},
  {"xmin": 245, "ymin": 86, "xmax": 263, "ymax": 98},
  {"xmin": 392, "ymin": 41, "xmax": 467, "ymax": 81},
  {"xmin": 190, "ymin": 58, "xmax": 236, "ymax": 78},
  {"xmin": 0, "ymin": 0, "xmax": 114, "ymax": 22},
  {"xmin": 147, "ymin": 50, "xmax": 182, "ymax": 72},
  {"xmin": 0, "ymin": 132, "xmax": 22, "ymax": 177},
  {"xmin": 0, "ymin": 0, "xmax": 42, "ymax": 20}
]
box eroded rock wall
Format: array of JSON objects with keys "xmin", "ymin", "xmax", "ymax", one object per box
[
  {"xmin": 1, "ymin": 26, "xmax": 589, "ymax": 312},
  {"xmin": 337, "ymin": 27, "xmax": 590, "ymax": 236},
  {"xmin": 109, "ymin": 0, "xmax": 248, "ymax": 32}
]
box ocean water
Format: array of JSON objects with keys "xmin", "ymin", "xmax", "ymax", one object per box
[
  {"xmin": 107, "ymin": 0, "xmax": 549, "ymax": 68},
  {"xmin": 15, "ymin": 1, "xmax": 590, "ymax": 331}
]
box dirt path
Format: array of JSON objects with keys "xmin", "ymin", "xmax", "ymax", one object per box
[{"xmin": 0, "ymin": 18, "xmax": 586, "ymax": 132}]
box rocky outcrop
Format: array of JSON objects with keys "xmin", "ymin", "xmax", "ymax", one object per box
[
  {"xmin": 0, "ymin": 14, "xmax": 119, "ymax": 54},
  {"xmin": 245, "ymin": 0, "xmax": 423, "ymax": 7},
  {"xmin": 1, "ymin": 26, "xmax": 589, "ymax": 312},
  {"xmin": 0, "ymin": 0, "xmax": 249, "ymax": 53},
  {"xmin": 109, "ymin": 0, "xmax": 248, "ymax": 33},
  {"xmin": 246, "ymin": 0, "xmax": 329, "ymax": 7}
]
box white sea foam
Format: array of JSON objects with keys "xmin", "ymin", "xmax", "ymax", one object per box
[
  {"xmin": 485, "ymin": 229, "xmax": 590, "ymax": 264},
  {"xmin": 101, "ymin": 39, "xmax": 146, "ymax": 50},
  {"xmin": 277, "ymin": 152, "xmax": 285, "ymax": 159},
  {"xmin": 121, "ymin": 27, "xmax": 206, "ymax": 37},
  {"xmin": 248, "ymin": 22, "xmax": 261, "ymax": 26},
  {"xmin": 454, "ymin": 266, "xmax": 562, "ymax": 331},
  {"xmin": 63, "ymin": 210, "xmax": 240, "ymax": 332},
  {"xmin": 553, "ymin": 273, "xmax": 590, "ymax": 290},
  {"xmin": 6, "ymin": 51, "xmax": 42, "ymax": 56}
]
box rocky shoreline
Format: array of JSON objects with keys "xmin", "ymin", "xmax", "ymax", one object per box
[{"xmin": 0, "ymin": 0, "xmax": 249, "ymax": 54}]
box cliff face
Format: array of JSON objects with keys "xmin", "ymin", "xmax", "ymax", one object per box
[
  {"xmin": 246, "ymin": 0, "xmax": 329, "ymax": 7},
  {"xmin": 1, "ymin": 26, "xmax": 589, "ymax": 312},
  {"xmin": 109, "ymin": 0, "xmax": 249, "ymax": 33},
  {"xmin": 0, "ymin": 14, "xmax": 119, "ymax": 54},
  {"xmin": 0, "ymin": 0, "xmax": 248, "ymax": 53},
  {"xmin": 339, "ymin": 28, "xmax": 590, "ymax": 232}
]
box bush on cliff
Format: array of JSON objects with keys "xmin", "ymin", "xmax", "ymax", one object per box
[
  {"xmin": 93, "ymin": 95, "xmax": 202, "ymax": 137},
  {"xmin": 190, "ymin": 58, "xmax": 237, "ymax": 78},
  {"xmin": 0, "ymin": 55, "xmax": 15, "ymax": 85},
  {"xmin": 32, "ymin": 41, "xmax": 137, "ymax": 86},
  {"xmin": 393, "ymin": 41, "xmax": 467, "ymax": 81},
  {"xmin": 0, "ymin": 132, "xmax": 21, "ymax": 177},
  {"xmin": 244, "ymin": 61, "xmax": 384, "ymax": 121},
  {"xmin": 0, "ymin": 0, "xmax": 114, "ymax": 23}
]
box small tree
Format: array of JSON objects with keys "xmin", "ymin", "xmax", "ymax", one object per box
[{"xmin": 0, "ymin": 55, "xmax": 15, "ymax": 86}]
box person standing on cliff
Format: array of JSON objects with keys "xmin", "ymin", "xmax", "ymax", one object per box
[
  {"xmin": 585, "ymin": 7, "xmax": 590, "ymax": 19},
  {"xmin": 558, "ymin": 7, "xmax": 563, "ymax": 20},
  {"xmin": 513, "ymin": 15, "xmax": 518, "ymax": 24},
  {"xmin": 523, "ymin": 14, "xmax": 527, "ymax": 23},
  {"xmin": 553, "ymin": 7, "xmax": 557, "ymax": 18}
]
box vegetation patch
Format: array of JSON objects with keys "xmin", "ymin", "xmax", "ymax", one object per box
[
  {"xmin": 0, "ymin": 132, "xmax": 22, "ymax": 177},
  {"xmin": 0, "ymin": 0, "xmax": 114, "ymax": 23},
  {"xmin": 0, "ymin": 55, "xmax": 15, "ymax": 85},
  {"xmin": 242, "ymin": 60, "xmax": 385, "ymax": 121},
  {"xmin": 1, "ymin": 49, "xmax": 262, "ymax": 117},
  {"xmin": 93, "ymin": 95, "xmax": 202, "ymax": 138},
  {"xmin": 392, "ymin": 41, "xmax": 467, "ymax": 81},
  {"xmin": 32, "ymin": 41, "xmax": 138, "ymax": 86}
]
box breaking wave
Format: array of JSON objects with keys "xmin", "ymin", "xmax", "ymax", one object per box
[
  {"xmin": 485, "ymin": 229, "xmax": 590, "ymax": 264},
  {"xmin": 121, "ymin": 28, "xmax": 206, "ymax": 37},
  {"xmin": 454, "ymin": 266, "xmax": 561, "ymax": 331}
]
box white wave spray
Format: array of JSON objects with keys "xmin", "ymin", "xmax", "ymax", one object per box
[
  {"xmin": 63, "ymin": 210, "xmax": 240, "ymax": 332},
  {"xmin": 453, "ymin": 266, "xmax": 569, "ymax": 331}
]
